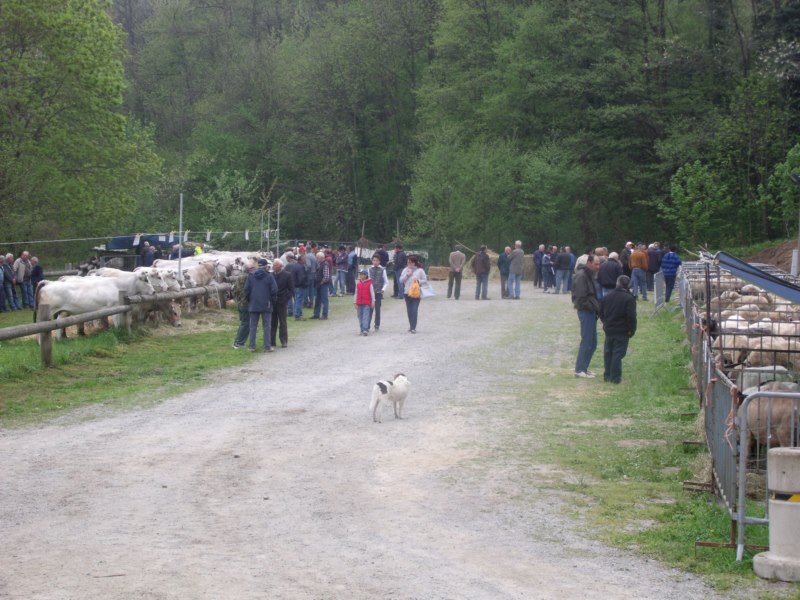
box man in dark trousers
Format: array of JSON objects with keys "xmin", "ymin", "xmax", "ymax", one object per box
[
  {"xmin": 245, "ymin": 258, "xmax": 278, "ymax": 352},
  {"xmin": 599, "ymin": 275, "xmax": 637, "ymax": 384},
  {"xmin": 392, "ymin": 244, "xmax": 407, "ymax": 298},
  {"xmin": 271, "ymin": 258, "xmax": 295, "ymax": 348}
]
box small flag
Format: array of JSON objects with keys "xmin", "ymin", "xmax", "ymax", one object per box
[
  {"xmin": 206, "ymin": 231, "xmax": 212, "ymax": 242},
  {"xmin": 184, "ymin": 230, "xmax": 190, "ymax": 241},
  {"xmin": 133, "ymin": 234, "xmax": 141, "ymax": 246},
  {"xmin": 245, "ymin": 230, "xmax": 250, "ymax": 241}
]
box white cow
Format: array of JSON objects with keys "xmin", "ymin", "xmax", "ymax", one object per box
[
  {"xmin": 134, "ymin": 267, "xmax": 182, "ymax": 292},
  {"xmin": 35, "ymin": 274, "xmax": 155, "ymax": 338}
]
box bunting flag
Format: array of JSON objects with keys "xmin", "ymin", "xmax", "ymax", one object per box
[
  {"xmin": 245, "ymin": 230, "xmax": 250, "ymax": 241},
  {"xmin": 168, "ymin": 231, "xmax": 174, "ymax": 243},
  {"xmin": 222, "ymin": 231, "xmax": 230, "ymax": 239},
  {"xmin": 184, "ymin": 230, "xmax": 190, "ymax": 241},
  {"xmin": 206, "ymin": 231, "xmax": 212, "ymax": 242},
  {"xmin": 132, "ymin": 234, "xmax": 141, "ymax": 246}
]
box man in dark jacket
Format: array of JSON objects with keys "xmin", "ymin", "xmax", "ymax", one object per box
[
  {"xmin": 572, "ymin": 255, "xmax": 600, "ymax": 378},
  {"xmin": 554, "ymin": 246, "xmax": 572, "ymax": 294},
  {"xmin": 473, "ymin": 245, "xmax": 491, "ymax": 300},
  {"xmin": 312, "ymin": 251, "xmax": 331, "ymax": 319},
  {"xmin": 271, "ymin": 258, "xmax": 295, "ymax": 348},
  {"xmin": 597, "ymin": 252, "xmax": 623, "ymax": 299},
  {"xmin": 245, "ymin": 258, "xmax": 278, "ymax": 352},
  {"xmin": 231, "ymin": 259, "xmax": 255, "ymax": 349},
  {"xmin": 392, "ymin": 244, "xmax": 407, "ymax": 298},
  {"xmin": 288, "ymin": 253, "xmax": 308, "ymax": 320},
  {"xmin": 600, "ymin": 275, "xmax": 637, "ymax": 384}
]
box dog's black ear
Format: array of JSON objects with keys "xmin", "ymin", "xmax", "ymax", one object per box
[
  {"xmin": 394, "ymin": 372, "xmax": 405, "ymax": 379},
  {"xmin": 377, "ymin": 381, "xmax": 389, "ymax": 395}
]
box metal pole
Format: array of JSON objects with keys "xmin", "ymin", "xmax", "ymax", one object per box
[
  {"xmin": 276, "ymin": 202, "xmax": 281, "ymax": 256},
  {"xmin": 267, "ymin": 208, "xmax": 271, "ymax": 254},
  {"xmin": 790, "ymin": 175, "xmax": 800, "ymax": 276},
  {"xmin": 177, "ymin": 193, "xmax": 184, "ymax": 284}
]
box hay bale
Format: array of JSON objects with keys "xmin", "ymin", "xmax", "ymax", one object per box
[{"xmin": 427, "ymin": 266, "xmax": 449, "ymax": 281}]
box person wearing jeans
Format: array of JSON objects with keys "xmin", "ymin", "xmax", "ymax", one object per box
[
  {"xmin": 599, "ymin": 275, "xmax": 637, "ymax": 384},
  {"xmin": 399, "ymin": 255, "xmax": 427, "ymax": 333},
  {"xmin": 367, "ymin": 254, "xmax": 388, "ymax": 331},
  {"xmin": 473, "ymin": 245, "xmax": 491, "ymax": 300},
  {"xmin": 231, "ymin": 259, "xmax": 255, "ymax": 348},
  {"xmin": 312, "ymin": 252, "xmax": 330, "ymax": 319},
  {"xmin": 628, "ymin": 243, "xmax": 649, "ymax": 300},
  {"xmin": 572, "ymin": 255, "xmax": 601, "ymax": 377},
  {"xmin": 245, "ymin": 258, "xmax": 277, "ymax": 352},
  {"xmin": 507, "ymin": 241, "xmax": 524, "ymax": 299}
]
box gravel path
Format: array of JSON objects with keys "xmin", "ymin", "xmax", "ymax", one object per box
[{"xmin": 0, "ymin": 281, "xmax": 728, "ymax": 599}]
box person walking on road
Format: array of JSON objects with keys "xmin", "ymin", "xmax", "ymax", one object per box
[{"xmin": 399, "ymin": 255, "xmax": 428, "ymax": 333}]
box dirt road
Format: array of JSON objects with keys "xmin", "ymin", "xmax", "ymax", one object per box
[{"xmin": 1, "ymin": 281, "xmax": 725, "ymax": 599}]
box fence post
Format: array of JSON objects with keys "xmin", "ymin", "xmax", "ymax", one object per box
[
  {"xmin": 216, "ymin": 286, "xmax": 226, "ymax": 309},
  {"xmin": 39, "ymin": 304, "xmax": 53, "ymax": 368},
  {"xmin": 120, "ymin": 291, "xmax": 131, "ymax": 332}
]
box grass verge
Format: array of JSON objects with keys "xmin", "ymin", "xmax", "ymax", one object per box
[
  {"xmin": 0, "ymin": 307, "xmax": 305, "ymax": 426},
  {"xmin": 513, "ymin": 302, "xmax": 798, "ymax": 597}
]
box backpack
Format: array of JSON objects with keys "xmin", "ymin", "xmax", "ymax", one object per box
[{"xmin": 407, "ymin": 278, "xmax": 421, "ymax": 299}]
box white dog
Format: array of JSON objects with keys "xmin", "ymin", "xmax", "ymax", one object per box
[{"xmin": 369, "ymin": 373, "xmax": 410, "ymax": 423}]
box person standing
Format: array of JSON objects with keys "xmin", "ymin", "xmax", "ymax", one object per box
[
  {"xmin": 597, "ymin": 252, "xmax": 623, "ymax": 299},
  {"xmin": 13, "ymin": 251, "xmax": 33, "ymax": 308},
  {"xmin": 533, "ymin": 244, "xmax": 545, "ymax": 288},
  {"xmin": 311, "ymin": 251, "xmax": 331, "ymax": 320},
  {"xmin": 334, "ymin": 246, "xmax": 348, "ymax": 297},
  {"xmin": 508, "ymin": 241, "xmax": 524, "ymax": 299},
  {"xmin": 3, "ymin": 254, "xmax": 20, "ymax": 310},
  {"xmin": 354, "ymin": 268, "xmax": 375, "ymax": 336},
  {"xmin": 629, "ymin": 243, "xmax": 649, "ymax": 301},
  {"xmin": 447, "ymin": 244, "xmax": 466, "ymax": 300},
  {"xmin": 660, "ymin": 245, "xmax": 682, "ymax": 302},
  {"xmin": 497, "ymin": 246, "xmax": 511, "ymax": 299},
  {"xmin": 554, "ymin": 246, "xmax": 572, "ymax": 295},
  {"xmin": 288, "ymin": 253, "xmax": 308, "ymax": 320},
  {"xmin": 399, "ymin": 255, "xmax": 428, "ymax": 333},
  {"xmin": 303, "ymin": 245, "xmax": 316, "ymax": 308},
  {"xmin": 572, "ymin": 254, "xmax": 600, "ymax": 378},
  {"xmin": 620, "ymin": 241, "xmax": 634, "ymax": 277},
  {"xmin": 646, "ymin": 242, "xmax": 662, "ymax": 292},
  {"xmin": 600, "ymin": 275, "xmax": 637, "ymax": 384},
  {"xmin": 473, "ymin": 245, "xmax": 491, "ymax": 300},
  {"xmin": 368, "ymin": 254, "xmax": 388, "ymax": 331},
  {"xmin": 231, "ymin": 259, "xmax": 255, "ymax": 349},
  {"xmin": 392, "ymin": 244, "xmax": 407, "ymax": 298},
  {"xmin": 245, "ymin": 258, "xmax": 277, "ymax": 352},
  {"xmin": 376, "ymin": 244, "xmax": 389, "ymax": 268},
  {"xmin": 30, "ymin": 256, "xmax": 43, "ymax": 295},
  {"xmin": 271, "ymin": 259, "xmax": 294, "ymax": 348},
  {"xmin": 346, "ymin": 245, "xmax": 358, "ymax": 294},
  {"xmin": 541, "ymin": 247, "xmax": 555, "ymax": 293}
]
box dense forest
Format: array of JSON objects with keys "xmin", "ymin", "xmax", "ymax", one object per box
[{"xmin": 2, "ymin": 0, "xmax": 799, "ymax": 256}]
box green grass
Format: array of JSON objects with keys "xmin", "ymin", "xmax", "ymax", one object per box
[
  {"xmin": 512, "ymin": 303, "xmax": 799, "ymax": 596},
  {"xmin": 0, "ymin": 307, "xmax": 302, "ymax": 426}
]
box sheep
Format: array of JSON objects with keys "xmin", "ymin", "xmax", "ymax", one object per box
[{"xmin": 742, "ymin": 381, "xmax": 800, "ymax": 463}]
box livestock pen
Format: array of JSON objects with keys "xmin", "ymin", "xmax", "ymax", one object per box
[{"xmin": 678, "ymin": 253, "xmax": 800, "ymax": 560}]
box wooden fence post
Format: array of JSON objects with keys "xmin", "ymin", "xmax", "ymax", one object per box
[
  {"xmin": 39, "ymin": 304, "xmax": 53, "ymax": 368},
  {"xmin": 120, "ymin": 291, "xmax": 131, "ymax": 332}
]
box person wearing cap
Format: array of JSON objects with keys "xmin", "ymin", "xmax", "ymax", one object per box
[
  {"xmin": 620, "ymin": 241, "xmax": 634, "ymax": 277},
  {"xmin": 311, "ymin": 251, "xmax": 331, "ymax": 319},
  {"xmin": 231, "ymin": 259, "xmax": 256, "ymax": 349},
  {"xmin": 245, "ymin": 258, "xmax": 278, "ymax": 352},
  {"xmin": 367, "ymin": 254, "xmax": 388, "ymax": 331},
  {"xmin": 270, "ymin": 258, "xmax": 294, "ymax": 348},
  {"xmin": 354, "ymin": 268, "xmax": 375, "ymax": 336},
  {"xmin": 599, "ymin": 275, "xmax": 637, "ymax": 384}
]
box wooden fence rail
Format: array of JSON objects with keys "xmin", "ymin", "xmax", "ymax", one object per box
[{"xmin": 0, "ymin": 283, "xmax": 231, "ymax": 367}]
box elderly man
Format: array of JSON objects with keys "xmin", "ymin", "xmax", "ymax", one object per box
[
  {"xmin": 447, "ymin": 244, "xmax": 466, "ymax": 300},
  {"xmin": 473, "ymin": 245, "xmax": 491, "ymax": 300},
  {"xmin": 572, "ymin": 254, "xmax": 600, "ymax": 378},
  {"xmin": 600, "ymin": 275, "xmax": 637, "ymax": 384},
  {"xmin": 13, "ymin": 250, "xmax": 33, "ymax": 308},
  {"xmin": 508, "ymin": 240, "xmax": 524, "ymax": 299},
  {"xmin": 497, "ymin": 246, "xmax": 511, "ymax": 299},
  {"xmin": 2, "ymin": 254, "xmax": 20, "ymax": 310},
  {"xmin": 271, "ymin": 258, "xmax": 294, "ymax": 348},
  {"xmin": 311, "ymin": 251, "xmax": 331, "ymax": 319}
]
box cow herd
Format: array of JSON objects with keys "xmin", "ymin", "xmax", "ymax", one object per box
[{"xmin": 34, "ymin": 250, "xmax": 273, "ymax": 337}]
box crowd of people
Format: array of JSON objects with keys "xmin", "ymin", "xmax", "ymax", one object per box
[
  {"xmin": 0, "ymin": 250, "xmax": 43, "ymax": 312},
  {"xmin": 230, "ymin": 241, "xmax": 429, "ymax": 351}
]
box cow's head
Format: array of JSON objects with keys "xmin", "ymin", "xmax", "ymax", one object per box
[{"xmin": 166, "ymin": 300, "xmax": 182, "ymax": 327}]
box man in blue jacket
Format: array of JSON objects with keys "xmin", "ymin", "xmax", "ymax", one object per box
[{"xmin": 245, "ymin": 258, "xmax": 278, "ymax": 352}]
